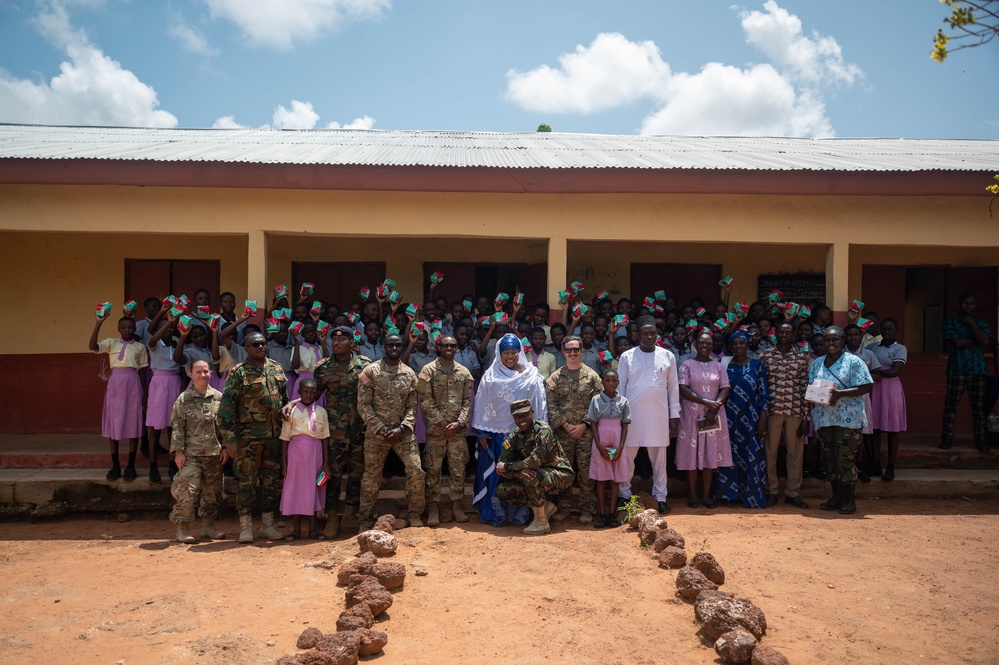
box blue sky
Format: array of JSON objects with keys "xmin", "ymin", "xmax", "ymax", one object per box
[{"xmin": 0, "ymin": 0, "xmax": 996, "ymax": 138}]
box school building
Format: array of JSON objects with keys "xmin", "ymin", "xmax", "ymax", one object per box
[{"xmin": 1, "ymin": 125, "xmax": 998, "ymax": 437}]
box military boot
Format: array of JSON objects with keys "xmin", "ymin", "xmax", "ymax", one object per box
[
  {"xmin": 340, "ymin": 505, "xmax": 359, "ymax": 532},
  {"xmin": 523, "ymin": 504, "xmax": 552, "ymax": 535},
  {"xmin": 451, "ymin": 500, "xmax": 469, "ymax": 523},
  {"xmin": 201, "ymin": 520, "xmax": 225, "ymax": 540},
  {"xmin": 175, "ymin": 524, "xmax": 196, "ymax": 544},
  {"xmin": 357, "ymin": 517, "xmax": 373, "ymax": 534},
  {"xmin": 426, "ymin": 503, "xmax": 440, "ymax": 527},
  {"xmin": 238, "ymin": 515, "xmax": 254, "ymax": 543},
  {"xmin": 323, "ymin": 509, "xmax": 340, "ymax": 539},
  {"xmin": 259, "ymin": 512, "xmax": 284, "ymax": 540},
  {"xmin": 408, "ymin": 513, "xmax": 423, "ymax": 528},
  {"xmin": 820, "ymin": 481, "xmax": 842, "ymax": 511},
  {"xmin": 838, "ymin": 484, "xmax": 857, "ymax": 515},
  {"xmin": 578, "ymin": 511, "xmax": 594, "ymax": 525}
]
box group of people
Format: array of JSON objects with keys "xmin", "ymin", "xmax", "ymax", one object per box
[{"xmin": 89, "ymin": 278, "xmax": 993, "ymax": 541}]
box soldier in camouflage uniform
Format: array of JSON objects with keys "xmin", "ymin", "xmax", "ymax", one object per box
[
  {"xmin": 416, "ymin": 335, "xmax": 473, "ymax": 527},
  {"xmin": 546, "ymin": 335, "xmax": 603, "ymax": 524},
  {"xmin": 356, "ymin": 333, "xmax": 426, "ymax": 530},
  {"xmin": 169, "ymin": 358, "xmax": 229, "ymax": 543},
  {"xmin": 217, "ymin": 331, "xmax": 289, "ymax": 543},
  {"xmin": 314, "ymin": 326, "xmax": 369, "ymax": 536},
  {"xmin": 496, "ymin": 399, "xmax": 575, "ymax": 535}
]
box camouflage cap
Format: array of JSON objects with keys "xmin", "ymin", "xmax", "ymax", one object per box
[{"xmin": 509, "ymin": 398, "xmax": 533, "ymax": 415}]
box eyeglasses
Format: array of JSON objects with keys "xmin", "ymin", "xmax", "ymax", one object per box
[
  {"xmin": 564, "ymin": 347, "xmax": 582, "ymax": 353},
  {"xmin": 439, "ymin": 343, "xmax": 457, "ymax": 349},
  {"xmin": 248, "ymin": 341, "xmax": 266, "ymax": 348}
]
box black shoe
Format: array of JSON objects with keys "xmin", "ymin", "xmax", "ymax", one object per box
[
  {"xmin": 881, "ymin": 464, "xmax": 895, "ymax": 482},
  {"xmin": 106, "ymin": 467, "xmax": 121, "ymax": 481},
  {"xmin": 593, "ymin": 515, "xmax": 607, "ymax": 529},
  {"xmin": 605, "ymin": 513, "xmax": 619, "ymax": 527},
  {"xmin": 122, "ymin": 467, "xmax": 137, "ymax": 481},
  {"xmin": 869, "ymin": 461, "xmax": 883, "ymax": 477},
  {"xmin": 938, "ymin": 441, "xmax": 952, "ymax": 450},
  {"xmin": 838, "ymin": 484, "xmax": 856, "ymax": 514},
  {"xmin": 149, "ymin": 465, "xmax": 161, "ymax": 483},
  {"xmin": 765, "ymin": 494, "xmax": 777, "ymax": 508},
  {"xmin": 813, "ymin": 467, "xmax": 828, "ymax": 480},
  {"xmin": 858, "ymin": 470, "xmax": 871, "ymax": 483},
  {"xmin": 657, "ymin": 501, "xmax": 671, "ymax": 515},
  {"xmin": 615, "ymin": 497, "xmax": 626, "ymax": 511},
  {"xmin": 687, "ymin": 498, "xmax": 699, "ymax": 508},
  {"xmin": 820, "ymin": 481, "xmax": 842, "ymax": 511},
  {"xmin": 785, "ymin": 495, "xmax": 809, "ymax": 509},
  {"xmin": 703, "ymin": 499, "xmax": 716, "ymax": 509}
]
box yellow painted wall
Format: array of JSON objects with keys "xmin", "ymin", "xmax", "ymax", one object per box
[
  {"xmin": 0, "ymin": 231, "xmax": 247, "ymax": 354},
  {"xmin": 567, "ymin": 241, "xmax": 827, "ymax": 306}
]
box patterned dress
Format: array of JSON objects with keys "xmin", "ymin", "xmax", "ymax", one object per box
[
  {"xmin": 676, "ymin": 359, "xmax": 733, "ymax": 471},
  {"xmin": 716, "ymin": 359, "xmax": 769, "ymax": 508}
]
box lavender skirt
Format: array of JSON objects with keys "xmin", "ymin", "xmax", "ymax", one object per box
[
  {"xmin": 279, "ymin": 434, "xmax": 325, "ymax": 516},
  {"xmin": 102, "ymin": 368, "xmax": 144, "ymax": 440},
  {"xmin": 871, "ymin": 373, "xmax": 907, "ymax": 432},
  {"xmin": 146, "ymin": 370, "xmax": 182, "ymax": 430},
  {"xmin": 589, "ymin": 419, "xmax": 630, "ymax": 482}
]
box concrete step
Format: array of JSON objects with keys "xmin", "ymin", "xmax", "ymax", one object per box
[{"xmin": 2, "ymin": 468, "xmax": 997, "ymax": 519}]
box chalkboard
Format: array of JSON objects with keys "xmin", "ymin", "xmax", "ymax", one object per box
[{"xmin": 757, "ymin": 273, "xmax": 826, "ymax": 305}]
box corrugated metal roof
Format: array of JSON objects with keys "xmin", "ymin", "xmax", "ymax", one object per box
[{"xmin": 0, "ymin": 124, "xmax": 996, "ymax": 172}]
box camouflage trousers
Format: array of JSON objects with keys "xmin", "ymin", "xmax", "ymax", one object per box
[
  {"xmin": 818, "ymin": 426, "xmax": 862, "ymax": 485},
  {"xmin": 357, "ymin": 432, "xmax": 426, "ymax": 521},
  {"xmin": 423, "ymin": 434, "xmax": 469, "ymax": 503},
  {"xmin": 169, "ymin": 455, "xmax": 221, "ymax": 524},
  {"xmin": 496, "ymin": 467, "xmax": 575, "ymax": 509},
  {"xmin": 325, "ymin": 433, "xmax": 364, "ymax": 509},
  {"xmin": 235, "ymin": 438, "xmax": 282, "ymax": 516},
  {"xmin": 555, "ymin": 428, "xmax": 596, "ymax": 512}
]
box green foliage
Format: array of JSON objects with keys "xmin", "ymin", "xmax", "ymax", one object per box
[
  {"xmin": 932, "ymin": 0, "xmax": 998, "ymax": 62},
  {"xmin": 536, "ymin": 124, "xmax": 552, "ymax": 132},
  {"xmin": 622, "ymin": 495, "xmax": 643, "ymax": 523}
]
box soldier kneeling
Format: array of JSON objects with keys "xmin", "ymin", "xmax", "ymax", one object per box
[{"xmin": 495, "ymin": 399, "xmax": 575, "ymax": 535}]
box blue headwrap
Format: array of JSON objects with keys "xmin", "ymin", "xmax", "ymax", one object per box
[
  {"xmin": 498, "ymin": 332, "xmax": 521, "ymax": 352},
  {"xmin": 729, "ymin": 330, "xmax": 751, "ymax": 344}
]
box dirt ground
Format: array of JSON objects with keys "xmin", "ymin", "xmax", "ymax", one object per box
[{"xmin": 1, "ymin": 498, "xmax": 998, "ymax": 665}]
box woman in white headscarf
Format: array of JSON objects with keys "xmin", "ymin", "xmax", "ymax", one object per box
[{"xmin": 471, "ymin": 333, "xmax": 547, "ymax": 526}]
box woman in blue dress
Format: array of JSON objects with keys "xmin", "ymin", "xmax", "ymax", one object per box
[
  {"xmin": 470, "ymin": 333, "xmax": 547, "ymax": 526},
  {"xmin": 717, "ymin": 330, "xmax": 770, "ymax": 508}
]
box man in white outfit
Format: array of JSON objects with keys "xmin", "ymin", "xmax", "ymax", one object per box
[{"xmin": 616, "ymin": 316, "xmax": 680, "ymax": 514}]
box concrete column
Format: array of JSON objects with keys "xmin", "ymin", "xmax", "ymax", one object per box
[
  {"xmin": 247, "ymin": 230, "xmax": 268, "ymax": 325},
  {"xmin": 825, "ymin": 242, "xmax": 850, "ymax": 327},
  {"xmin": 547, "ymin": 236, "xmax": 568, "ymax": 323}
]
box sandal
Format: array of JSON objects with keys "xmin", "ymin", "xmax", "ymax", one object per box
[
  {"xmin": 284, "ymin": 532, "xmax": 300, "ymax": 542},
  {"xmin": 687, "ymin": 498, "xmax": 700, "ymax": 509},
  {"xmin": 106, "ymin": 467, "xmax": 121, "ymax": 481},
  {"xmin": 122, "ymin": 467, "xmax": 137, "ymax": 481},
  {"xmin": 308, "ymin": 530, "xmax": 320, "ymax": 540},
  {"xmin": 703, "ymin": 499, "xmax": 716, "ymax": 509}
]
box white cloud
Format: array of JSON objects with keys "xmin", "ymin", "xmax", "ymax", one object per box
[
  {"xmin": 740, "ymin": 0, "xmax": 860, "ymax": 85},
  {"xmin": 211, "ymin": 114, "xmax": 246, "ymax": 129},
  {"xmin": 211, "ymin": 103, "xmax": 375, "ymax": 130},
  {"xmin": 0, "ymin": 1, "xmax": 177, "ymax": 127},
  {"xmin": 205, "ymin": 0, "xmax": 391, "ymax": 50},
  {"xmin": 640, "ymin": 62, "xmax": 832, "ymax": 137},
  {"xmin": 168, "ymin": 11, "xmax": 219, "ymax": 57},
  {"xmin": 272, "ymin": 100, "xmax": 320, "ymax": 129},
  {"xmin": 505, "ymin": 33, "xmax": 670, "ymax": 114},
  {"xmin": 504, "ymin": 2, "xmax": 860, "ymax": 138},
  {"xmin": 327, "ymin": 115, "xmax": 375, "ymax": 130}
]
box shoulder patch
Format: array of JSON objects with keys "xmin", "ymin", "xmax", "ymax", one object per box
[
  {"xmin": 315, "ymin": 357, "xmax": 329, "ymax": 368},
  {"xmin": 546, "ymin": 376, "xmax": 556, "ymax": 389},
  {"xmin": 231, "ymin": 361, "xmax": 244, "ymax": 371},
  {"xmin": 359, "ymin": 372, "xmax": 370, "ymax": 385},
  {"xmin": 418, "ymin": 370, "xmax": 430, "ymax": 382},
  {"xmin": 503, "ymin": 439, "xmax": 511, "ymax": 449}
]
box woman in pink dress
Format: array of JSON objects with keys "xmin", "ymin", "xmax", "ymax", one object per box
[{"xmin": 677, "ymin": 332, "xmax": 733, "ymax": 509}]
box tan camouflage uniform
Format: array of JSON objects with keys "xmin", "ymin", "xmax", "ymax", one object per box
[
  {"xmin": 356, "ymin": 359, "xmax": 425, "ymax": 521},
  {"xmin": 216, "ymin": 358, "xmax": 288, "ymax": 516},
  {"xmin": 416, "ymin": 358, "xmax": 473, "ymax": 503},
  {"xmin": 546, "ymin": 364, "xmax": 603, "ymax": 513},
  {"xmin": 169, "ymin": 384, "xmax": 224, "ymax": 524},
  {"xmin": 496, "ymin": 419, "xmax": 575, "ymax": 508},
  {"xmin": 314, "ymin": 352, "xmax": 370, "ymax": 510}
]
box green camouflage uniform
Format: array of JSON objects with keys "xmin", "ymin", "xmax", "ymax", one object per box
[
  {"xmin": 416, "ymin": 358, "xmax": 473, "ymax": 503},
  {"xmin": 169, "ymin": 384, "xmax": 224, "ymax": 524},
  {"xmin": 545, "ymin": 364, "xmax": 603, "ymax": 512},
  {"xmin": 314, "ymin": 352, "xmax": 370, "ymax": 510},
  {"xmin": 356, "ymin": 359, "xmax": 425, "ymax": 520},
  {"xmin": 496, "ymin": 419, "xmax": 575, "ymax": 508},
  {"xmin": 216, "ymin": 358, "xmax": 288, "ymax": 516}
]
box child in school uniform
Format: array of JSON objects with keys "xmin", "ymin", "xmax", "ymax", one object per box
[
  {"xmin": 218, "ymin": 291, "xmax": 246, "ymax": 346},
  {"xmin": 145, "ymin": 309, "xmax": 183, "ymax": 482},
  {"xmin": 290, "ymin": 321, "xmax": 326, "ymax": 406},
  {"xmin": 280, "ymin": 378, "xmax": 331, "ymax": 540},
  {"xmin": 89, "ymin": 312, "xmax": 149, "ymax": 481},
  {"xmin": 134, "ymin": 297, "xmax": 161, "ymax": 344},
  {"xmin": 586, "ymin": 369, "xmax": 631, "ymax": 528},
  {"xmin": 214, "ymin": 320, "xmax": 248, "ymax": 388},
  {"xmin": 173, "ymin": 324, "xmax": 220, "ymax": 390}
]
